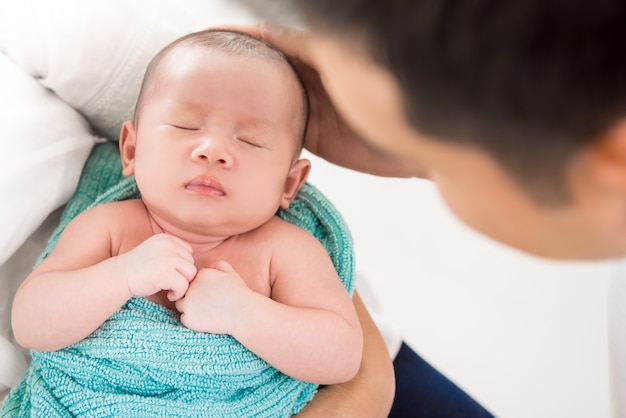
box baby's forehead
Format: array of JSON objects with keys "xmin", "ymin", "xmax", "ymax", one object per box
[
  {"xmin": 166, "ymin": 44, "xmax": 303, "ymax": 101},
  {"xmin": 155, "ymin": 45, "xmax": 298, "ymax": 92}
]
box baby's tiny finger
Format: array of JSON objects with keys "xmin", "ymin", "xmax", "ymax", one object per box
[
  {"xmin": 177, "ymin": 263, "xmax": 197, "ymax": 282},
  {"xmin": 167, "ymin": 279, "xmax": 189, "ymax": 301}
]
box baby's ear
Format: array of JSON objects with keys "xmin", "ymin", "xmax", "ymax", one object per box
[
  {"xmin": 280, "ymin": 159, "xmax": 311, "ymax": 209},
  {"xmin": 119, "ymin": 120, "xmax": 137, "ymax": 177}
]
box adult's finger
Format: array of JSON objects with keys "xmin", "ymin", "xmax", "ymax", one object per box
[
  {"xmin": 258, "ymin": 22, "xmax": 314, "ymax": 64},
  {"xmin": 204, "ymin": 23, "xmax": 314, "ymax": 62}
]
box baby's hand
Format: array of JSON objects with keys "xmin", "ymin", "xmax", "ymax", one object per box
[
  {"xmin": 176, "ymin": 260, "xmax": 251, "ymax": 334},
  {"xmin": 118, "ymin": 234, "xmax": 197, "ymax": 301}
]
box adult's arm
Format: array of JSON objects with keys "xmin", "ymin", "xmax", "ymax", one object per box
[{"xmin": 294, "ymin": 291, "xmax": 395, "ymax": 417}]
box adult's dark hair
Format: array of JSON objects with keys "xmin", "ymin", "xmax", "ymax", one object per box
[{"xmin": 241, "ymin": 0, "xmax": 626, "ymax": 203}]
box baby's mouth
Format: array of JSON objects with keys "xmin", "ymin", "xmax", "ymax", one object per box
[{"xmin": 185, "ymin": 175, "xmax": 225, "ymax": 197}]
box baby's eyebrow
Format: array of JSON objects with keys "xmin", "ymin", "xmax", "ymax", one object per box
[
  {"xmin": 242, "ymin": 118, "xmax": 276, "ymax": 131},
  {"xmin": 162, "ymin": 100, "xmax": 201, "ymax": 113}
]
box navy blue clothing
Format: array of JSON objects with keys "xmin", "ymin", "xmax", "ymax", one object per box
[{"xmin": 390, "ymin": 343, "xmax": 495, "ymax": 418}]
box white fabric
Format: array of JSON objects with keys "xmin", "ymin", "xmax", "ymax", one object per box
[
  {"xmin": 0, "ymin": 50, "xmax": 95, "ymax": 266},
  {"xmin": 0, "ymin": 0, "xmax": 402, "ymax": 397},
  {"xmin": 608, "ymin": 260, "xmax": 626, "ymax": 418}
]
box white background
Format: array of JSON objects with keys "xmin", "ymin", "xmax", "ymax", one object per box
[{"xmin": 304, "ymin": 150, "xmax": 611, "ymax": 418}]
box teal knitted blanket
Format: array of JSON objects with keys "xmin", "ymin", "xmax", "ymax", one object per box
[{"xmin": 1, "ymin": 141, "xmax": 355, "ymax": 418}]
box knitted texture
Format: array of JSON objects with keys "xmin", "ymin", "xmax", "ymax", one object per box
[{"xmin": 1, "ymin": 141, "xmax": 355, "ymax": 417}]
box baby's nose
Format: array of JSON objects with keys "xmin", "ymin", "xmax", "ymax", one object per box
[{"xmin": 191, "ymin": 139, "xmax": 232, "ymax": 167}]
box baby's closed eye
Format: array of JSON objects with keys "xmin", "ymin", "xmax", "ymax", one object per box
[
  {"xmin": 235, "ymin": 136, "xmax": 264, "ymax": 148},
  {"xmin": 170, "ymin": 124, "xmax": 200, "ymax": 131}
]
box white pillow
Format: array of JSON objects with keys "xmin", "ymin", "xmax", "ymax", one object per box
[{"xmin": 0, "ymin": 51, "xmax": 95, "ymax": 266}]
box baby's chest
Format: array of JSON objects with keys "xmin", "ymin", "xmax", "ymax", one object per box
[
  {"xmin": 147, "ymin": 245, "xmax": 274, "ymax": 312},
  {"xmin": 197, "ymin": 246, "xmax": 273, "ymax": 298}
]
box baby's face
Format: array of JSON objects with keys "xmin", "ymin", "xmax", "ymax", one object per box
[{"xmin": 129, "ymin": 47, "xmax": 305, "ymax": 237}]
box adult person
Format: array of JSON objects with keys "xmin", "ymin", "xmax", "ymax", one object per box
[{"xmin": 233, "ymin": 0, "xmax": 626, "ymax": 416}]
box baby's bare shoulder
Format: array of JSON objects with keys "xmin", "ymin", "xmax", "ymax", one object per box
[
  {"xmin": 247, "ymin": 216, "xmax": 322, "ymax": 252},
  {"xmin": 259, "ymin": 216, "xmax": 315, "ymax": 237},
  {"xmin": 82, "ymin": 199, "xmax": 146, "ymax": 219},
  {"xmin": 66, "ymin": 200, "xmax": 149, "ymax": 237}
]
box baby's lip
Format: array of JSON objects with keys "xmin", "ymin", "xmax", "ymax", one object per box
[{"xmin": 185, "ymin": 175, "xmax": 225, "ymax": 197}]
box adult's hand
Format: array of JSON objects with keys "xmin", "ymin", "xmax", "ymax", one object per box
[{"xmin": 229, "ymin": 23, "xmax": 420, "ymax": 178}]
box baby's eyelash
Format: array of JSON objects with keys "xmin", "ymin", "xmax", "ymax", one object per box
[
  {"xmin": 172, "ymin": 125, "xmax": 199, "ymax": 131},
  {"xmin": 236, "ymin": 137, "xmax": 262, "ymax": 148}
]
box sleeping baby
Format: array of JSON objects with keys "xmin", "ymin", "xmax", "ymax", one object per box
[{"xmin": 1, "ymin": 29, "xmax": 362, "ymax": 417}]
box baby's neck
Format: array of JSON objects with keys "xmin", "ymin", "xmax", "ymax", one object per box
[{"xmin": 146, "ymin": 213, "xmax": 231, "ymax": 254}]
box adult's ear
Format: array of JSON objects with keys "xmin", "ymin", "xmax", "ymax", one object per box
[
  {"xmin": 280, "ymin": 159, "xmax": 311, "ymax": 209},
  {"xmin": 588, "ymin": 120, "xmax": 626, "ymax": 192},
  {"xmin": 119, "ymin": 120, "xmax": 137, "ymax": 177}
]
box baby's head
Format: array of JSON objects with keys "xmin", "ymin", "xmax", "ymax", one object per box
[{"xmin": 119, "ymin": 30, "xmax": 312, "ymax": 237}]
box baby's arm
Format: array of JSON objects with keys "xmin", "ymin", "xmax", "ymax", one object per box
[
  {"xmin": 12, "ymin": 202, "xmax": 196, "ymax": 351},
  {"xmin": 177, "ymin": 220, "xmax": 363, "ymax": 385}
]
